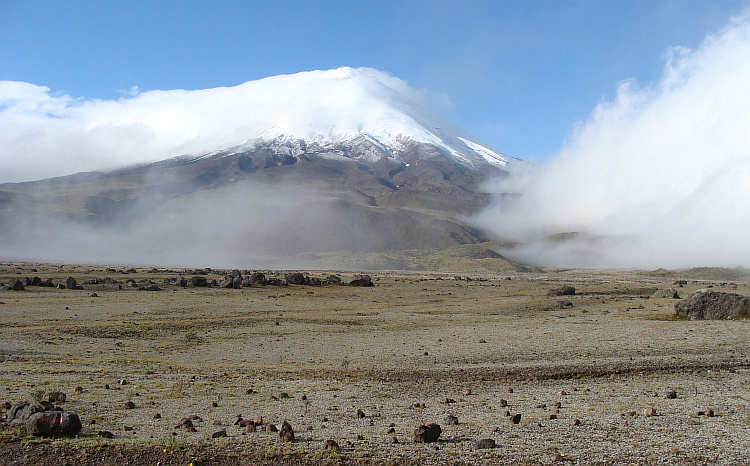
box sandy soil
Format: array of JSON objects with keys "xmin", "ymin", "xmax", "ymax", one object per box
[{"xmin": 0, "ymin": 263, "xmax": 749, "ymax": 465}]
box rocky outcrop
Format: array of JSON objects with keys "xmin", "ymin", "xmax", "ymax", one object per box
[{"xmin": 675, "ymin": 290, "xmax": 750, "ymax": 319}]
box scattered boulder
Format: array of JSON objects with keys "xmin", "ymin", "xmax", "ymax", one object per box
[
  {"xmin": 644, "ymin": 407, "xmax": 657, "ymax": 417},
  {"xmin": 175, "ymin": 276, "xmax": 188, "ymax": 287},
  {"xmin": 348, "ymin": 274, "xmax": 373, "ymax": 287},
  {"xmin": 219, "ymin": 276, "xmax": 235, "ymax": 288},
  {"xmin": 190, "ymin": 276, "xmax": 209, "ymax": 287},
  {"xmin": 511, "ymin": 413, "xmax": 522, "ymax": 424},
  {"xmin": 10, "ymin": 279, "xmax": 24, "ymax": 291},
  {"xmin": 26, "ymin": 411, "xmax": 82, "ymax": 437},
  {"xmin": 7, "ymin": 402, "xmax": 47, "ymax": 426},
  {"xmin": 141, "ymin": 284, "xmax": 161, "ymax": 291},
  {"xmin": 413, "ymin": 423, "xmax": 441, "ymax": 443},
  {"xmin": 653, "ymin": 287, "xmax": 680, "ymax": 299},
  {"xmin": 284, "ymin": 273, "xmax": 306, "ymax": 285},
  {"xmin": 548, "ymin": 285, "xmax": 575, "ymax": 296},
  {"xmin": 211, "ymin": 429, "xmax": 227, "ymax": 438},
  {"xmin": 445, "ymin": 415, "xmax": 459, "ymax": 425},
  {"xmin": 665, "ymin": 390, "xmax": 677, "ymax": 399},
  {"xmin": 279, "ymin": 420, "xmax": 295, "ymax": 442},
  {"xmin": 97, "ymin": 430, "xmax": 114, "ymax": 438},
  {"xmin": 476, "ymin": 438, "xmax": 496, "ymax": 449},
  {"xmin": 325, "ymin": 275, "xmax": 342, "ymax": 285},
  {"xmin": 557, "ymin": 300, "xmax": 574, "ymax": 308},
  {"xmin": 248, "ymin": 272, "xmax": 267, "ymax": 285},
  {"xmin": 65, "ymin": 277, "xmax": 80, "ymax": 290},
  {"xmin": 675, "ymin": 291, "xmax": 750, "ymax": 319}
]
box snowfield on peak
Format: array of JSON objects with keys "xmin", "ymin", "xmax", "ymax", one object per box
[
  {"xmin": 0, "ymin": 67, "xmax": 509, "ymax": 182},
  {"xmin": 222, "ymin": 67, "xmax": 510, "ymax": 169}
]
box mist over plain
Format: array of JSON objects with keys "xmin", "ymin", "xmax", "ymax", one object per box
[{"xmin": 475, "ymin": 11, "xmax": 750, "ymax": 269}]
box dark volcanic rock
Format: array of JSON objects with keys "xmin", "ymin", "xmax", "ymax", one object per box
[
  {"xmin": 65, "ymin": 277, "xmax": 79, "ymax": 290},
  {"xmin": 348, "ymin": 274, "xmax": 373, "ymax": 287},
  {"xmin": 26, "ymin": 411, "xmax": 82, "ymax": 437},
  {"xmin": 279, "ymin": 420, "xmax": 295, "ymax": 442},
  {"xmin": 190, "ymin": 276, "xmax": 209, "ymax": 287},
  {"xmin": 7, "ymin": 402, "xmax": 46, "ymax": 425},
  {"xmin": 476, "ymin": 438, "xmax": 496, "ymax": 449},
  {"xmin": 675, "ymin": 290, "xmax": 750, "ymax": 319},
  {"xmin": 10, "ymin": 279, "xmax": 24, "ymax": 291},
  {"xmin": 413, "ymin": 423, "xmax": 441, "ymax": 443},
  {"xmin": 548, "ymin": 285, "xmax": 575, "ymax": 296},
  {"xmin": 284, "ymin": 273, "xmax": 306, "ymax": 285},
  {"xmin": 219, "ymin": 276, "xmax": 235, "ymax": 288},
  {"xmin": 248, "ymin": 272, "xmax": 267, "ymax": 285}
]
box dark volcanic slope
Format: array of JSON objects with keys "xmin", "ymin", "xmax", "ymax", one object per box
[{"xmin": 0, "ymin": 140, "xmax": 507, "ymax": 263}]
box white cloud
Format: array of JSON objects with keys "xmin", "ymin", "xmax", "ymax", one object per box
[
  {"xmin": 475, "ymin": 11, "xmax": 750, "ymax": 269},
  {"xmin": 0, "ymin": 67, "xmax": 450, "ymax": 183}
]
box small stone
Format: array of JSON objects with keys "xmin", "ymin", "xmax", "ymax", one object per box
[
  {"xmin": 253, "ymin": 415, "xmax": 264, "ymax": 425},
  {"xmin": 551, "ymin": 453, "xmax": 564, "ymax": 462},
  {"xmin": 665, "ymin": 390, "xmax": 677, "ymax": 399},
  {"xmin": 74, "ymin": 386, "xmax": 84, "ymax": 394},
  {"xmin": 476, "ymin": 438, "xmax": 496, "ymax": 449},
  {"xmin": 386, "ymin": 427, "xmax": 396, "ymax": 433},
  {"xmin": 445, "ymin": 415, "xmax": 459, "ymax": 425},
  {"xmin": 558, "ymin": 390, "xmax": 567, "ymax": 396},
  {"xmin": 553, "ymin": 402, "xmax": 562, "ymax": 409},
  {"xmin": 154, "ymin": 413, "xmax": 162, "ymax": 419},
  {"xmin": 211, "ymin": 429, "xmax": 227, "ymax": 438},
  {"xmin": 443, "ymin": 398, "xmax": 456, "ymax": 404},
  {"xmin": 511, "ymin": 413, "xmax": 522, "ymax": 424},
  {"xmin": 212, "ymin": 420, "xmax": 223, "ymax": 426},
  {"xmin": 356, "ymin": 409, "xmax": 365, "ymax": 418},
  {"xmin": 48, "ymin": 391, "xmax": 67, "ymax": 403},
  {"xmin": 322, "ymin": 439, "xmax": 340, "ymax": 452},
  {"xmin": 265, "ymin": 423, "xmax": 278, "ymax": 432},
  {"xmin": 123, "ymin": 401, "xmax": 136, "ymax": 409},
  {"xmin": 644, "ymin": 407, "xmax": 657, "ymax": 417},
  {"xmin": 706, "ymin": 409, "xmax": 715, "ymax": 417},
  {"xmin": 98, "ymin": 431, "xmax": 114, "ymax": 438},
  {"xmin": 549, "ymin": 414, "xmax": 558, "ymax": 420},
  {"xmin": 499, "ymin": 399, "xmax": 508, "ymax": 407},
  {"xmin": 507, "ymin": 388, "xmax": 514, "ymax": 393},
  {"xmin": 572, "ymin": 419, "xmax": 581, "ymax": 426},
  {"xmin": 123, "ymin": 425, "xmax": 133, "ymax": 431}
]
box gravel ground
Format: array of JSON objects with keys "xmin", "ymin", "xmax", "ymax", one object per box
[{"xmin": 1, "ymin": 263, "xmax": 749, "ymax": 464}]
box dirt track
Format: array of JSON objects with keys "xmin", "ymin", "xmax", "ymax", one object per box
[{"xmin": 1, "ymin": 263, "xmax": 749, "ymax": 464}]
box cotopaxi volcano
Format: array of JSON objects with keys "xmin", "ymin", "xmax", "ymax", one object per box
[{"xmin": 0, "ymin": 68, "xmax": 518, "ymax": 269}]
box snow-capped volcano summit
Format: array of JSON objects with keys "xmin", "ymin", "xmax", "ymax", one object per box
[
  {"xmin": 207, "ymin": 67, "xmax": 508, "ymax": 169},
  {"xmin": 0, "ymin": 67, "xmax": 509, "ymax": 184}
]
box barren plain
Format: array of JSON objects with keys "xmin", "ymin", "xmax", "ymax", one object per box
[{"xmin": 1, "ymin": 263, "xmax": 749, "ymax": 465}]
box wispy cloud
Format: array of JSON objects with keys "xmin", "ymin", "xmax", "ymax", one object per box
[{"xmin": 475, "ymin": 10, "xmax": 750, "ymax": 269}]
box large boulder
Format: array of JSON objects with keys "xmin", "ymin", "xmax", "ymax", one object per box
[
  {"xmin": 675, "ymin": 290, "xmax": 750, "ymax": 320},
  {"xmin": 7, "ymin": 402, "xmax": 46, "ymax": 425},
  {"xmin": 285, "ymin": 273, "xmax": 306, "ymax": 285},
  {"xmin": 248, "ymin": 272, "xmax": 267, "ymax": 285},
  {"xmin": 548, "ymin": 285, "xmax": 575, "ymax": 296},
  {"xmin": 26, "ymin": 411, "xmax": 82, "ymax": 437},
  {"xmin": 190, "ymin": 276, "xmax": 208, "ymax": 287},
  {"xmin": 414, "ymin": 423, "xmax": 441, "ymax": 443},
  {"xmin": 348, "ymin": 274, "xmax": 373, "ymax": 287},
  {"xmin": 653, "ymin": 287, "xmax": 680, "ymax": 299},
  {"xmin": 10, "ymin": 279, "xmax": 24, "ymax": 291},
  {"xmin": 219, "ymin": 276, "xmax": 235, "ymax": 288}
]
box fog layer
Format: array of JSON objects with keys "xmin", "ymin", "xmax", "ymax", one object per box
[{"xmin": 475, "ymin": 11, "xmax": 750, "ymax": 269}]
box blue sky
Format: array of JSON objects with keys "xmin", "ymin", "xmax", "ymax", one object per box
[{"xmin": 0, "ymin": 0, "xmax": 746, "ymax": 161}]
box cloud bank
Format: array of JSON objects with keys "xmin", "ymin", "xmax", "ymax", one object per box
[
  {"xmin": 476, "ymin": 11, "xmax": 750, "ymax": 269},
  {"xmin": 0, "ymin": 67, "xmax": 450, "ymax": 184}
]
